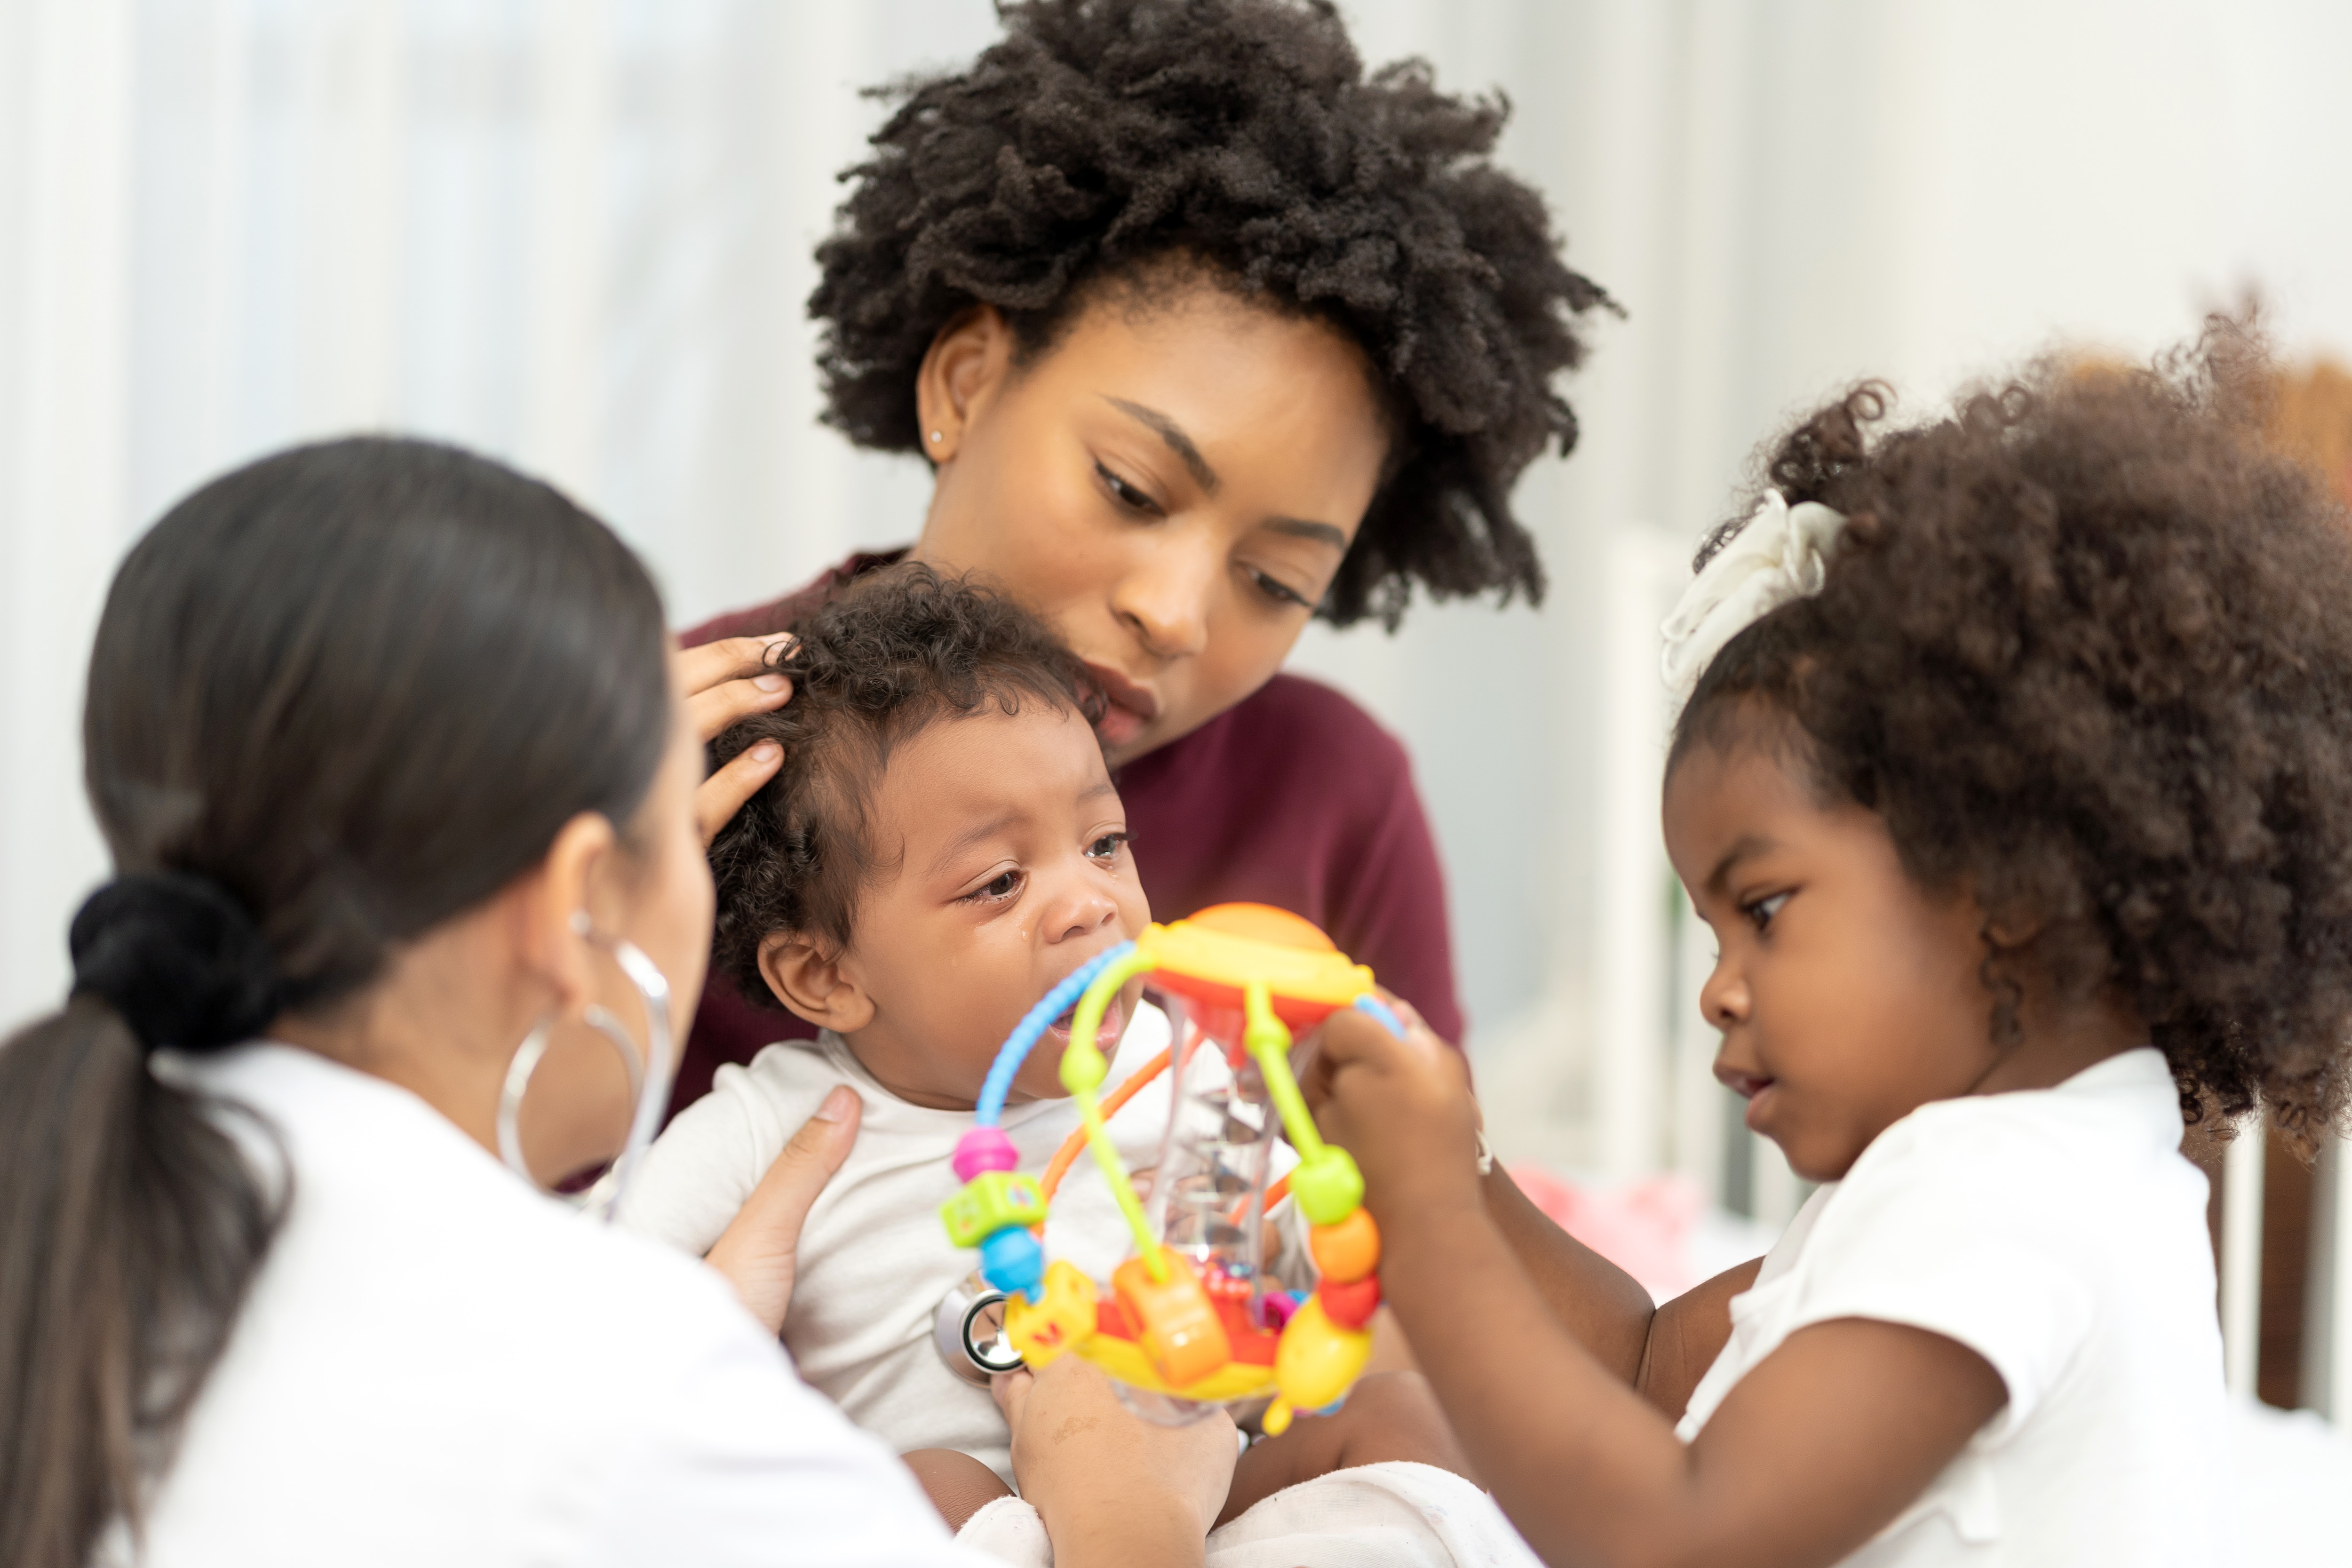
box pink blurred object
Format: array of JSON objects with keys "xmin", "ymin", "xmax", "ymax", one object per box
[{"xmin": 1508, "ymin": 1164, "xmax": 1705, "ymax": 1299}]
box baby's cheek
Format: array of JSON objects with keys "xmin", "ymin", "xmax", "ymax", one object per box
[{"xmin": 1010, "ymin": 1048, "xmax": 1070, "ymax": 1099}]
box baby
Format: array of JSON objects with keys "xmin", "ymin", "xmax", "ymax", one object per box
[{"xmin": 622, "ymin": 565, "xmax": 1476, "ymax": 1537}]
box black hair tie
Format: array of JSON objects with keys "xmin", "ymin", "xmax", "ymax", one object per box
[{"xmin": 69, "ymin": 872, "xmax": 283, "ymax": 1054}]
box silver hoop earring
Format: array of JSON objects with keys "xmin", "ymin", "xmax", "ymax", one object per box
[{"xmin": 495, "ymin": 928, "xmax": 676, "ymax": 1221}]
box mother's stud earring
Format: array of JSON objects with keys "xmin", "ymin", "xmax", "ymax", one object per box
[{"xmin": 929, "ymin": 430, "xmax": 943, "ymax": 445}]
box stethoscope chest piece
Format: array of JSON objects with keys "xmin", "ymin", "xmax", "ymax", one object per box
[{"xmin": 935, "ymin": 1274, "xmax": 1025, "ymax": 1385}]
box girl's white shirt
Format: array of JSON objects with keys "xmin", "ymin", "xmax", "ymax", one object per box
[
  {"xmin": 112, "ymin": 1041, "xmax": 1003, "ymax": 1568},
  {"xmin": 1677, "ymin": 1047, "xmax": 2225, "ymax": 1565},
  {"xmin": 618, "ymin": 1002, "xmax": 1190, "ymax": 1483}
]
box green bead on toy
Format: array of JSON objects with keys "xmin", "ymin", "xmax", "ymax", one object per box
[
  {"xmin": 1060, "ymin": 1042, "xmax": 1107, "ymax": 1095},
  {"xmin": 940, "ymin": 1170, "xmax": 1047, "ymax": 1249},
  {"xmin": 1287, "ymin": 1147, "xmax": 1365, "ymax": 1227}
]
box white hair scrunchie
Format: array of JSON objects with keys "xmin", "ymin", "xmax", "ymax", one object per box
[{"xmin": 1659, "ymin": 489, "xmax": 1849, "ymax": 702}]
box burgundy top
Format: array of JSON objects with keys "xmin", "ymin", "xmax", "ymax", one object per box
[{"xmin": 671, "ymin": 553, "xmax": 1462, "ymax": 1119}]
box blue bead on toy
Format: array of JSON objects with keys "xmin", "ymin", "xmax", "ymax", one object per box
[{"xmin": 980, "ymin": 1226, "xmax": 1046, "ymax": 1299}]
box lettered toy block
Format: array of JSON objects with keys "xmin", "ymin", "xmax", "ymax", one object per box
[
  {"xmin": 1112, "ymin": 1249, "xmax": 1232, "ymax": 1388},
  {"xmin": 1005, "ymin": 1261, "xmax": 1097, "ymax": 1368},
  {"xmin": 940, "ymin": 1170, "xmax": 1047, "ymax": 1249}
]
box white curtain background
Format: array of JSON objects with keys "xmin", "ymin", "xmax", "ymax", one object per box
[{"xmin": 7, "ymin": 0, "xmax": 2352, "ymax": 1421}]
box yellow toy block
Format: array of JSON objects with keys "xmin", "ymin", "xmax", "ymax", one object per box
[{"xmin": 1004, "ymin": 1261, "xmax": 1097, "ymax": 1368}]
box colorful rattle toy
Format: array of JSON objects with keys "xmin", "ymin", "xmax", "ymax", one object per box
[{"xmin": 939, "ymin": 902, "xmax": 1406, "ymax": 1434}]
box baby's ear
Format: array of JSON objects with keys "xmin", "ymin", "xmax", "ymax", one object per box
[{"xmin": 758, "ymin": 931, "xmax": 875, "ymax": 1033}]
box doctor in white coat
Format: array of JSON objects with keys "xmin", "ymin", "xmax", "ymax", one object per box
[{"xmin": 0, "ymin": 437, "xmax": 1233, "ymax": 1568}]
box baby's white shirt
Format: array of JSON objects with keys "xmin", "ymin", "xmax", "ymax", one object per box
[
  {"xmin": 1676, "ymin": 1047, "xmax": 2224, "ymax": 1565},
  {"xmin": 620, "ymin": 1004, "xmax": 1180, "ymax": 1483}
]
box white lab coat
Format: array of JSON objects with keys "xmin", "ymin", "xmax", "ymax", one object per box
[{"xmin": 110, "ymin": 1042, "xmax": 1001, "ymax": 1567}]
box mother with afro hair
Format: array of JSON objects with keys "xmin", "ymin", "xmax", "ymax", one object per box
[{"xmin": 679, "ymin": 0, "xmax": 1613, "ymax": 1111}]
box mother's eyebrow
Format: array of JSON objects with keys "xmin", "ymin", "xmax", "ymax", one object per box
[
  {"xmin": 1103, "ymin": 398, "xmax": 1348, "ymax": 549},
  {"xmin": 1266, "ymin": 516, "xmax": 1348, "ymax": 549},
  {"xmin": 1105, "ymin": 397, "xmax": 1217, "ymax": 493}
]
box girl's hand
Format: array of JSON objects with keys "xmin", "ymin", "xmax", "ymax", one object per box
[
  {"xmin": 677, "ymin": 635, "xmax": 795, "ymax": 845},
  {"xmin": 703, "ymin": 1087, "xmax": 860, "ymax": 1334},
  {"xmin": 1307, "ymin": 997, "xmax": 1482, "ymax": 1218},
  {"xmin": 994, "ymin": 1356, "xmax": 1234, "ymax": 1568}
]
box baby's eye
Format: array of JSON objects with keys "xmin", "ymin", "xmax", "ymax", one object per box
[
  {"xmin": 1086, "ymin": 831, "xmax": 1131, "ymax": 862},
  {"xmin": 966, "ymin": 869, "xmax": 1024, "ymax": 903},
  {"xmin": 1744, "ymin": 891, "xmax": 1792, "ymax": 931}
]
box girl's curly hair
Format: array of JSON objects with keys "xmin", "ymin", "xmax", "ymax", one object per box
[
  {"xmin": 707, "ymin": 564, "xmax": 1102, "ymax": 1004},
  {"xmin": 808, "ymin": 0, "xmax": 1616, "ymax": 629},
  {"xmin": 1672, "ymin": 327, "xmax": 2352, "ymax": 1140}
]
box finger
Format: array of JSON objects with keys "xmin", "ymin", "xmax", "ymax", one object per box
[
  {"xmin": 990, "ymin": 1367, "xmax": 1034, "ymax": 1425},
  {"xmin": 1381, "ymin": 991, "xmax": 1430, "ymax": 1035},
  {"xmin": 1317, "ymin": 1003, "xmax": 1413, "ymax": 1069},
  {"xmin": 694, "ymin": 739, "xmax": 783, "ymax": 846},
  {"xmin": 735, "ymin": 1087, "xmax": 861, "ymax": 1247},
  {"xmin": 676, "ymin": 634, "xmax": 794, "ymax": 698},
  {"xmin": 1352, "ymin": 992, "xmax": 1409, "ymax": 1039},
  {"xmin": 679, "ymin": 637, "xmax": 796, "ymax": 742},
  {"xmin": 703, "ymin": 1088, "xmax": 859, "ymax": 1333},
  {"xmin": 1331, "ymin": 995, "xmax": 1450, "ymax": 1066},
  {"xmin": 685, "ymin": 670, "xmax": 793, "ymax": 744}
]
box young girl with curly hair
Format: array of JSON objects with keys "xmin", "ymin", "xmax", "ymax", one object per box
[
  {"xmin": 1306, "ymin": 333, "xmax": 2352, "ymax": 1566},
  {"xmin": 674, "ymin": 0, "xmax": 1615, "ymax": 1114}
]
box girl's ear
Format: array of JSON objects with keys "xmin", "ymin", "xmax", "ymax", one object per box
[
  {"xmin": 914, "ymin": 304, "xmax": 1013, "ymax": 466},
  {"xmin": 759, "ymin": 932, "xmax": 876, "ymax": 1034}
]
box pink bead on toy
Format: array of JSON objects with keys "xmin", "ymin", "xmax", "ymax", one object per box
[{"xmin": 952, "ymin": 1128, "xmax": 1019, "ymax": 1182}]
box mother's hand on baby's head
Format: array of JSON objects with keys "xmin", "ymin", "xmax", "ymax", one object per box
[
  {"xmin": 702, "ymin": 1085, "xmax": 860, "ymax": 1334},
  {"xmin": 676, "ymin": 635, "xmax": 795, "ymax": 845},
  {"xmin": 1305, "ymin": 997, "xmax": 1481, "ymax": 1217}
]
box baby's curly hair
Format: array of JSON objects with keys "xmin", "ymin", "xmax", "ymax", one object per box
[
  {"xmin": 808, "ymin": 0, "xmax": 1616, "ymax": 629},
  {"xmin": 1672, "ymin": 327, "xmax": 2352, "ymax": 1140},
  {"xmin": 707, "ymin": 564, "xmax": 1102, "ymax": 1005}
]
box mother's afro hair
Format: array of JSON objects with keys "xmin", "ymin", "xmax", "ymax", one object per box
[{"xmin": 808, "ymin": 0, "xmax": 1616, "ymax": 628}]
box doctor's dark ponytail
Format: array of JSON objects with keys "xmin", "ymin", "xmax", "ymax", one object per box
[{"xmin": 0, "ymin": 439, "xmax": 672, "ymax": 1568}]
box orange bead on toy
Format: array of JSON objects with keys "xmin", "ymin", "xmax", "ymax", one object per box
[
  {"xmin": 1308, "ymin": 1207, "xmax": 1381, "ymax": 1284},
  {"xmin": 1113, "ymin": 1250, "xmax": 1232, "ymax": 1388}
]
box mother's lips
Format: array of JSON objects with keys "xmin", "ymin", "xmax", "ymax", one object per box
[
  {"xmin": 1083, "ymin": 662, "xmax": 1160, "ymax": 748},
  {"xmin": 1083, "ymin": 662, "xmax": 1160, "ymax": 723}
]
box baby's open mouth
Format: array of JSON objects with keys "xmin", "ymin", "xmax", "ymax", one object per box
[{"xmin": 1046, "ymin": 994, "xmax": 1125, "ymax": 1050}]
